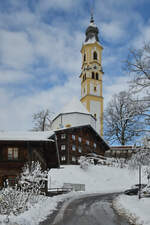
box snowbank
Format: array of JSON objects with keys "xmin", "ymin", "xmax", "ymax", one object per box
[
  {"xmin": 114, "ymin": 194, "xmax": 150, "ymax": 225},
  {"xmin": 0, "ymin": 194, "xmax": 72, "ymax": 225},
  {"xmin": 48, "ymin": 165, "xmax": 147, "ymax": 193}
]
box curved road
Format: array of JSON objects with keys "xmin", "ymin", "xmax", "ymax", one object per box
[{"xmin": 51, "ymin": 193, "xmax": 130, "ymax": 225}]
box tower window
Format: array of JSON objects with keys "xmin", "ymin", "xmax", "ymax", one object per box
[
  {"xmin": 84, "ymin": 53, "xmax": 86, "ymax": 61},
  {"xmin": 92, "ymin": 72, "xmax": 95, "ymax": 79},
  {"xmin": 83, "ymin": 74, "xmax": 86, "ymax": 81},
  {"xmin": 93, "ymin": 51, "xmax": 98, "ymax": 60},
  {"xmin": 96, "ymin": 73, "xmax": 99, "ymax": 80}
]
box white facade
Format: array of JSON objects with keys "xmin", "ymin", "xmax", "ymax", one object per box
[
  {"xmin": 90, "ymin": 100, "xmax": 101, "ymax": 133},
  {"xmin": 51, "ymin": 112, "xmax": 96, "ymax": 131},
  {"xmin": 90, "ymin": 82, "xmax": 100, "ymax": 96},
  {"xmin": 81, "ymin": 84, "xmax": 87, "ymax": 98}
]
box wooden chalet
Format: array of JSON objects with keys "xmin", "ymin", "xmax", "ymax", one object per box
[
  {"xmin": 53, "ymin": 124, "xmax": 109, "ymax": 165},
  {"xmin": 0, "ymin": 124, "xmax": 109, "ymax": 187},
  {"xmin": 0, "ymin": 131, "xmax": 58, "ymax": 187}
]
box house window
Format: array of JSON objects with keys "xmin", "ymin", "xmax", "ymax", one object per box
[
  {"xmin": 78, "ymin": 147, "xmax": 82, "ymax": 153},
  {"xmin": 96, "ymin": 73, "xmax": 99, "ymax": 80},
  {"xmin": 72, "ymin": 156, "xmax": 76, "ymax": 162},
  {"xmin": 72, "ymin": 135, "xmax": 75, "ymax": 140},
  {"xmin": 72, "ymin": 145, "xmax": 76, "ymax": 151},
  {"xmin": 92, "ymin": 72, "xmax": 95, "ymax": 79},
  {"xmin": 86, "ymin": 140, "xmax": 90, "ymax": 145},
  {"xmin": 93, "ymin": 51, "xmax": 98, "ymax": 60},
  {"xmin": 94, "ymin": 143, "xmax": 97, "ymax": 148},
  {"xmin": 61, "ymin": 134, "xmax": 66, "ymax": 139},
  {"xmin": 8, "ymin": 176, "xmax": 17, "ymax": 186},
  {"xmin": 61, "ymin": 156, "xmax": 66, "ymax": 161},
  {"xmin": 61, "ymin": 145, "xmax": 66, "ymax": 150},
  {"xmin": 78, "ymin": 137, "xmax": 82, "ymax": 142},
  {"xmin": 8, "ymin": 147, "xmax": 18, "ymax": 160}
]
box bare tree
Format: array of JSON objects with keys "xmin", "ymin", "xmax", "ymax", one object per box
[
  {"xmin": 126, "ymin": 44, "xmax": 150, "ymax": 128},
  {"xmin": 32, "ymin": 109, "xmax": 52, "ymax": 131},
  {"xmin": 104, "ymin": 91, "xmax": 144, "ymax": 145}
]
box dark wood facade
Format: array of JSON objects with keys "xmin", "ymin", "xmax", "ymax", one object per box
[
  {"xmin": 0, "ymin": 140, "xmax": 58, "ymax": 187},
  {"xmin": 54, "ymin": 125, "xmax": 109, "ymax": 165},
  {"xmin": 0, "ymin": 125, "xmax": 109, "ymax": 187}
]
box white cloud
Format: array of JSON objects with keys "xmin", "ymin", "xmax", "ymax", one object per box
[
  {"xmin": 36, "ymin": 0, "xmax": 80, "ymax": 12},
  {"xmin": 0, "ymin": 75, "xmax": 81, "ymax": 131},
  {"xmin": 132, "ymin": 22, "xmax": 150, "ymax": 48},
  {"xmin": 0, "ymin": 69, "xmax": 31, "ymax": 84},
  {"xmin": 101, "ymin": 21, "xmax": 125, "ymax": 42},
  {"xmin": 0, "ymin": 30, "xmax": 34, "ymax": 69}
]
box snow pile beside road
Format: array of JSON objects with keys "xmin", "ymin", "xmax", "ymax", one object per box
[
  {"xmin": 0, "ymin": 194, "xmax": 73, "ymax": 225},
  {"xmin": 48, "ymin": 165, "xmax": 147, "ymax": 193},
  {"xmin": 114, "ymin": 194, "xmax": 150, "ymax": 225}
]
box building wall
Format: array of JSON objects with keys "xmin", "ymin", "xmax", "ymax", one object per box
[
  {"xmin": 80, "ymin": 42, "xmax": 104, "ymax": 136},
  {"xmin": 55, "ymin": 126, "xmax": 107, "ymax": 165},
  {"xmin": 51, "ymin": 113, "xmax": 96, "ymax": 131},
  {"xmin": 0, "ymin": 141, "xmax": 58, "ymax": 187},
  {"xmin": 105, "ymin": 146, "xmax": 136, "ymax": 159}
]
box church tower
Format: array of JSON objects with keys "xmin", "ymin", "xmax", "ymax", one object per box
[{"xmin": 80, "ymin": 14, "xmax": 104, "ymax": 136}]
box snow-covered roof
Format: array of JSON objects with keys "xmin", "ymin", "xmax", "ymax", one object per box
[
  {"xmin": 62, "ymin": 97, "xmax": 90, "ymax": 115},
  {"xmin": 89, "ymin": 22, "xmax": 97, "ymax": 27},
  {"xmin": 0, "ymin": 131, "xmax": 54, "ymax": 142},
  {"xmin": 85, "ymin": 36, "xmax": 97, "ymax": 44}
]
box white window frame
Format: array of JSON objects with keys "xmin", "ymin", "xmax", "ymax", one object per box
[
  {"xmin": 78, "ymin": 137, "xmax": 82, "ymax": 142},
  {"xmin": 61, "ymin": 145, "xmax": 66, "ymax": 150},
  {"xmin": 8, "ymin": 147, "xmax": 19, "ymax": 160},
  {"xmin": 86, "ymin": 140, "xmax": 90, "ymax": 145},
  {"xmin": 72, "ymin": 135, "xmax": 76, "ymax": 140},
  {"xmin": 61, "ymin": 134, "xmax": 66, "ymax": 139},
  {"xmin": 72, "ymin": 145, "xmax": 76, "ymax": 151},
  {"xmin": 72, "ymin": 156, "xmax": 76, "ymax": 162},
  {"xmin": 61, "ymin": 156, "xmax": 66, "ymax": 161},
  {"xmin": 78, "ymin": 147, "xmax": 82, "ymax": 153}
]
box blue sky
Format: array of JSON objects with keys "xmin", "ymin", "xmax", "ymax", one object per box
[{"xmin": 0, "ymin": 0, "xmax": 150, "ymax": 131}]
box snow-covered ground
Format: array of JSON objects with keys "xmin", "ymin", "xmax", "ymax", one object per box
[
  {"xmin": 0, "ymin": 165, "xmax": 149, "ymax": 225},
  {"xmin": 48, "ymin": 165, "xmax": 146, "ymax": 193},
  {"xmin": 114, "ymin": 195, "xmax": 150, "ymax": 225}
]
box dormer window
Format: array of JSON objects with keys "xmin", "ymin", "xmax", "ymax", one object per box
[{"xmin": 93, "ymin": 51, "xmax": 98, "ymax": 60}]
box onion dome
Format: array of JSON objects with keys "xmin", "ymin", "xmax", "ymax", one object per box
[{"xmin": 85, "ymin": 14, "xmax": 99, "ymax": 43}]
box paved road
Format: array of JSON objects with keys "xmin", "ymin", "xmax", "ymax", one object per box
[{"xmin": 51, "ymin": 193, "xmax": 131, "ymax": 225}]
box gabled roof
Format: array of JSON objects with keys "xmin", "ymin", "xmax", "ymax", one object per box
[
  {"xmin": 54, "ymin": 124, "xmax": 109, "ymax": 150},
  {"xmin": 0, "ymin": 131, "xmax": 54, "ymax": 142}
]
